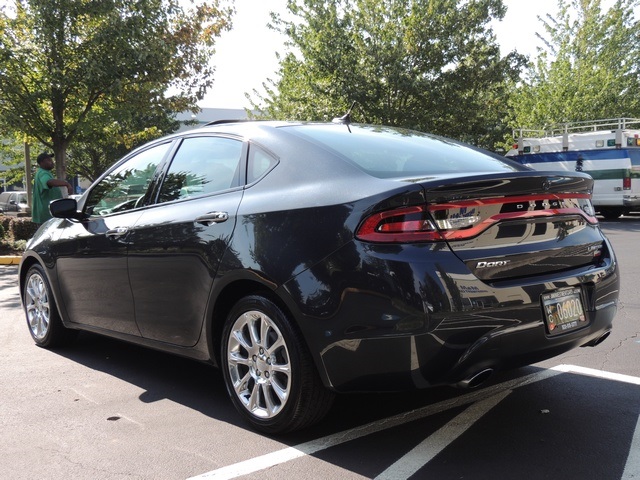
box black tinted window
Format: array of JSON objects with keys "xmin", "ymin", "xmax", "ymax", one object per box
[
  {"xmin": 158, "ymin": 136, "xmax": 243, "ymax": 203},
  {"xmin": 85, "ymin": 142, "xmax": 170, "ymax": 216},
  {"xmin": 285, "ymin": 125, "xmax": 519, "ymax": 178}
]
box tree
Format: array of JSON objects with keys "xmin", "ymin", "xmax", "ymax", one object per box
[
  {"xmin": 508, "ymin": 0, "xmax": 640, "ymax": 131},
  {"xmin": 0, "ymin": 134, "xmax": 26, "ymax": 188},
  {"xmin": 0, "ymin": 0, "xmax": 233, "ymax": 181},
  {"xmin": 250, "ymin": 0, "xmax": 525, "ymax": 149},
  {"xmin": 66, "ymin": 84, "xmax": 184, "ymax": 183}
]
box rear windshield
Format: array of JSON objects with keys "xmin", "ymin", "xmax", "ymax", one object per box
[{"xmin": 284, "ymin": 124, "xmax": 520, "ymax": 178}]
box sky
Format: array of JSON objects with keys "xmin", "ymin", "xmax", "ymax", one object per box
[{"xmin": 200, "ymin": 0, "xmax": 607, "ymax": 109}]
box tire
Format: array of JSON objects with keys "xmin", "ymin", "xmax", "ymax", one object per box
[
  {"xmin": 221, "ymin": 295, "xmax": 335, "ymax": 434},
  {"xmin": 600, "ymin": 208, "xmax": 622, "ymax": 220},
  {"xmin": 23, "ymin": 264, "xmax": 76, "ymax": 348}
]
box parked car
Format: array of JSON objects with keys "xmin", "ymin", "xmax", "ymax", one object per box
[
  {"xmin": 19, "ymin": 121, "xmax": 619, "ymax": 433},
  {"xmin": 0, "ymin": 190, "xmax": 28, "ymax": 215}
]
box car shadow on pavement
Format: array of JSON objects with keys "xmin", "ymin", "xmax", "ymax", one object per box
[
  {"xmin": 43, "ymin": 333, "xmax": 640, "ymax": 479},
  {"xmin": 51, "ymin": 332, "xmax": 242, "ymax": 427}
]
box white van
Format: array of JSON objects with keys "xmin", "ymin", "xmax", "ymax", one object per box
[{"xmin": 506, "ymin": 118, "xmax": 640, "ymax": 219}]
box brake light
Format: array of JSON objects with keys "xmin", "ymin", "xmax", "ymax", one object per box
[
  {"xmin": 356, "ymin": 206, "xmax": 444, "ymax": 243},
  {"xmin": 356, "ymin": 194, "xmax": 598, "ymax": 244},
  {"xmin": 624, "ymin": 176, "xmax": 631, "ymax": 190}
]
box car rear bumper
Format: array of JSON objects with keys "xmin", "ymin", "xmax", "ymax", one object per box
[
  {"xmin": 315, "ymin": 296, "xmax": 616, "ymax": 392},
  {"xmin": 623, "ymin": 195, "xmax": 640, "ymax": 208},
  {"xmin": 286, "ymin": 240, "xmax": 620, "ymax": 393}
]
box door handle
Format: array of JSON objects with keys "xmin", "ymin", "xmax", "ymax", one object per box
[
  {"xmin": 195, "ymin": 212, "xmax": 229, "ymax": 226},
  {"xmin": 105, "ymin": 227, "xmax": 129, "ymax": 238}
]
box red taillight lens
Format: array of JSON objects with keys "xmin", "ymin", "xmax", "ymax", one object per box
[
  {"xmin": 356, "ymin": 206, "xmax": 444, "ymax": 243},
  {"xmin": 624, "ymin": 177, "xmax": 631, "ymax": 190},
  {"xmin": 356, "ymin": 194, "xmax": 598, "ymax": 244}
]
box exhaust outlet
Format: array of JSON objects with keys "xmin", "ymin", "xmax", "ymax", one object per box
[
  {"xmin": 457, "ymin": 368, "xmax": 494, "ymax": 389},
  {"xmin": 582, "ymin": 330, "xmax": 611, "ymax": 347}
]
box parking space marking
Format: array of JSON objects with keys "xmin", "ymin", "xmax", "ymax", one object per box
[
  {"xmin": 374, "ymin": 390, "xmax": 511, "ymax": 480},
  {"xmin": 189, "ymin": 368, "xmax": 561, "ymax": 480},
  {"xmin": 553, "ymin": 364, "xmax": 640, "ymax": 385},
  {"xmin": 553, "ymin": 366, "xmax": 640, "ymax": 480},
  {"xmin": 622, "ymin": 413, "xmax": 640, "ymax": 480},
  {"xmin": 189, "ymin": 365, "xmax": 640, "ymax": 480}
]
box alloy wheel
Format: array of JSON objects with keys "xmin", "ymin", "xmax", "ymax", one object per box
[
  {"xmin": 226, "ymin": 310, "xmax": 291, "ymax": 419},
  {"xmin": 25, "ymin": 271, "xmax": 50, "ymax": 340}
]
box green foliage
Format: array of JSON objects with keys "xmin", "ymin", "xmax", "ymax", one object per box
[
  {"xmin": 508, "ymin": 0, "xmax": 640, "ymax": 134},
  {"xmin": 251, "ymin": 0, "xmax": 525, "ymax": 150},
  {"xmin": 0, "ymin": 0, "xmax": 233, "ymax": 181},
  {"xmin": 0, "ymin": 136, "xmax": 26, "ymax": 188},
  {"xmin": 10, "ymin": 216, "xmax": 38, "ymax": 241},
  {"xmin": 0, "ymin": 215, "xmax": 35, "ymax": 254},
  {"xmin": 67, "ymin": 97, "xmax": 182, "ymax": 182}
]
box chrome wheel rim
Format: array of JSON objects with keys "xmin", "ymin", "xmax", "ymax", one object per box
[
  {"xmin": 25, "ymin": 272, "xmax": 50, "ymax": 340},
  {"xmin": 227, "ymin": 310, "xmax": 291, "ymax": 419}
]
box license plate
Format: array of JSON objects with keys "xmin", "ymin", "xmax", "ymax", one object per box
[{"xmin": 541, "ymin": 288, "xmax": 587, "ymax": 335}]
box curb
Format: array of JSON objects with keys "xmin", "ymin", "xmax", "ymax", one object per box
[{"xmin": 0, "ymin": 256, "xmax": 21, "ymax": 265}]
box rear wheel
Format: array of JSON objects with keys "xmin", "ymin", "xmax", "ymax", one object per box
[
  {"xmin": 221, "ymin": 295, "xmax": 334, "ymax": 433},
  {"xmin": 23, "ymin": 264, "xmax": 76, "ymax": 348}
]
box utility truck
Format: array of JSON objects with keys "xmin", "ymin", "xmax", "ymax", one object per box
[{"xmin": 506, "ymin": 118, "xmax": 640, "ymax": 219}]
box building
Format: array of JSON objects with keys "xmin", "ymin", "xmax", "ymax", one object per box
[{"xmin": 174, "ymin": 107, "xmax": 249, "ymax": 131}]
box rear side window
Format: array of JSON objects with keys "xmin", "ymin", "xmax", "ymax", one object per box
[
  {"xmin": 247, "ymin": 144, "xmax": 278, "ymax": 184},
  {"xmin": 158, "ymin": 136, "xmax": 243, "ymax": 203},
  {"xmin": 285, "ymin": 124, "xmax": 520, "ymax": 178}
]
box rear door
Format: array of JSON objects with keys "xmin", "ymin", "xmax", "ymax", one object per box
[{"xmin": 126, "ymin": 135, "xmax": 246, "ymax": 346}]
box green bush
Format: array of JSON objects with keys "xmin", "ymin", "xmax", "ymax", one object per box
[
  {"xmin": 0, "ymin": 216, "xmax": 37, "ymax": 255},
  {"xmin": 0, "ymin": 216, "xmax": 11, "ymax": 236},
  {"xmin": 11, "ymin": 217, "xmax": 39, "ymax": 241}
]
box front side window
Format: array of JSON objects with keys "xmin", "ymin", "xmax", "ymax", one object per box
[
  {"xmin": 157, "ymin": 136, "xmax": 243, "ymax": 203},
  {"xmin": 85, "ymin": 142, "xmax": 171, "ymax": 216}
]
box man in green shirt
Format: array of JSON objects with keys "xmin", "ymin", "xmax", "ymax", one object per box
[{"xmin": 32, "ymin": 152, "xmax": 73, "ymax": 225}]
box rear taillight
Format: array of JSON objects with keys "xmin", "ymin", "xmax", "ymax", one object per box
[
  {"xmin": 356, "ymin": 206, "xmax": 444, "ymax": 243},
  {"xmin": 356, "ymin": 194, "xmax": 598, "ymax": 244},
  {"xmin": 624, "ymin": 177, "xmax": 631, "ymax": 190}
]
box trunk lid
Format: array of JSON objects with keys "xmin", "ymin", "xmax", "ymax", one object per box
[{"xmin": 417, "ymin": 171, "xmax": 603, "ymax": 281}]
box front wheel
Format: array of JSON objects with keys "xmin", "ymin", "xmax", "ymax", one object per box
[
  {"xmin": 221, "ymin": 295, "xmax": 334, "ymax": 433},
  {"xmin": 23, "ymin": 264, "xmax": 76, "ymax": 348}
]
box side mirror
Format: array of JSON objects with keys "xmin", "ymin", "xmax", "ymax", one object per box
[{"xmin": 50, "ymin": 198, "xmax": 82, "ymax": 220}]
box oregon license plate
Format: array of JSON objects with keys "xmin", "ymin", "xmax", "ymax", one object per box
[{"xmin": 541, "ymin": 287, "xmax": 587, "ymax": 335}]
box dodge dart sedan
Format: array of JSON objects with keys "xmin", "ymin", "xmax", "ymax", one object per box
[{"xmin": 19, "ymin": 120, "xmax": 619, "ymax": 433}]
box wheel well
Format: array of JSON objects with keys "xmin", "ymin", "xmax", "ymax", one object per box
[
  {"xmin": 18, "ymin": 256, "xmax": 39, "ymax": 301},
  {"xmin": 210, "ymin": 280, "xmax": 290, "ymax": 366}
]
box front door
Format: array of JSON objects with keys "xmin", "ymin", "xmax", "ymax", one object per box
[{"xmin": 54, "ymin": 141, "xmax": 173, "ymax": 335}]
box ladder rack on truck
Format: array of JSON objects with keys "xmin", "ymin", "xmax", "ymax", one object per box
[{"xmin": 506, "ymin": 118, "xmax": 640, "ymax": 219}]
